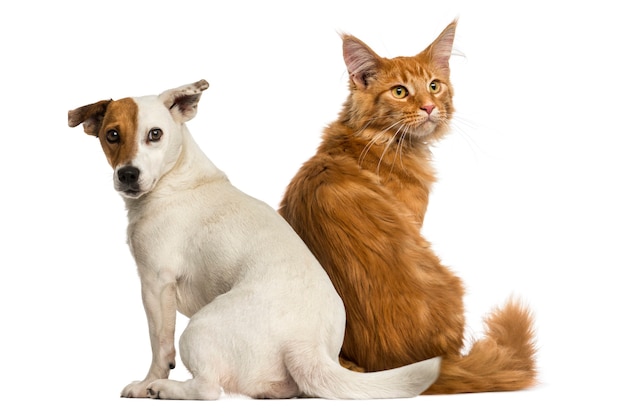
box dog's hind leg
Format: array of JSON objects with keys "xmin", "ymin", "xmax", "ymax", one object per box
[{"xmin": 146, "ymin": 377, "xmax": 221, "ymax": 400}]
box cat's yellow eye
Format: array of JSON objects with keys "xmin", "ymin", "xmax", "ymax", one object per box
[
  {"xmin": 391, "ymin": 85, "xmax": 409, "ymax": 99},
  {"xmin": 429, "ymin": 80, "xmax": 441, "ymax": 93}
]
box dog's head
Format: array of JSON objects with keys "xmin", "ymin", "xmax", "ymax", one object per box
[{"xmin": 68, "ymin": 80, "xmax": 209, "ymax": 199}]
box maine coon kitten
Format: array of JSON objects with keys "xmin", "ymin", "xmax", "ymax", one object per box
[{"xmin": 279, "ymin": 21, "xmax": 537, "ymax": 394}]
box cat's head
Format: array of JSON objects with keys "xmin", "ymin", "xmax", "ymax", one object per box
[{"xmin": 341, "ymin": 20, "xmax": 457, "ymax": 145}]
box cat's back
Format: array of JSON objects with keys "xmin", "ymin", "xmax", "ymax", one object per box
[{"xmin": 280, "ymin": 122, "xmax": 386, "ymax": 217}]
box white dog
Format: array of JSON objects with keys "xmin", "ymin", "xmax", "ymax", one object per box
[{"xmin": 67, "ymin": 80, "xmax": 440, "ymax": 400}]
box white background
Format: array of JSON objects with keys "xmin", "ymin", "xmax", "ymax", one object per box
[{"xmin": 1, "ymin": 1, "xmax": 624, "ymax": 414}]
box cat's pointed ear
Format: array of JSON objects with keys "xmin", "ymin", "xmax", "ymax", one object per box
[
  {"xmin": 424, "ymin": 20, "xmax": 457, "ymax": 77},
  {"xmin": 342, "ymin": 34, "xmax": 382, "ymax": 89}
]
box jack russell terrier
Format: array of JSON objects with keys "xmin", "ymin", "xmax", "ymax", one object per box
[{"xmin": 67, "ymin": 80, "xmax": 440, "ymax": 400}]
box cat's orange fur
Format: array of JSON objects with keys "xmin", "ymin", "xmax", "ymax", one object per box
[{"xmin": 279, "ymin": 21, "xmax": 537, "ymax": 394}]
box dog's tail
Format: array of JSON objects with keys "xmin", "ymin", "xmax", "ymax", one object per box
[
  {"xmin": 284, "ymin": 346, "xmax": 440, "ymax": 399},
  {"xmin": 424, "ymin": 299, "xmax": 538, "ymax": 394}
]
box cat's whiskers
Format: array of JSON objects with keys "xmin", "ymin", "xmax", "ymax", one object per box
[
  {"xmin": 386, "ymin": 123, "xmax": 406, "ymax": 172},
  {"xmin": 355, "ymin": 120, "xmax": 378, "ymax": 166},
  {"xmin": 358, "ymin": 134, "xmax": 380, "ymax": 167},
  {"xmin": 376, "ymin": 128, "xmax": 399, "ymax": 177},
  {"xmin": 351, "ymin": 114, "xmax": 391, "ymax": 138},
  {"xmin": 395, "ymin": 124, "xmax": 412, "ymax": 171},
  {"xmin": 353, "ymin": 117, "xmax": 385, "ymax": 166},
  {"xmin": 354, "ymin": 117, "xmax": 398, "ymax": 144},
  {"xmin": 376, "ymin": 121, "xmax": 414, "ymax": 180},
  {"xmin": 357, "ymin": 118, "xmax": 404, "ymax": 169},
  {"xmin": 450, "ymin": 114, "xmax": 484, "ymax": 157}
]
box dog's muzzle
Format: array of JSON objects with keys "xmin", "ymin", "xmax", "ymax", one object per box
[{"xmin": 116, "ymin": 166, "xmax": 142, "ymax": 197}]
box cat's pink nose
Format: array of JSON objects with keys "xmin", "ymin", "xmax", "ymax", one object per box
[{"xmin": 421, "ymin": 104, "xmax": 435, "ymax": 115}]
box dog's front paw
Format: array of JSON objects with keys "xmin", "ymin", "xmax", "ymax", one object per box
[
  {"xmin": 146, "ymin": 379, "xmax": 221, "ymax": 400},
  {"xmin": 121, "ymin": 380, "xmax": 152, "ymax": 398},
  {"xmin": 147, "ymin": 386, "xmax": 160, "ymax": 399},
  {"xmin": 146, "ymin": 379, "xmax": 172, "ymax": 400}
]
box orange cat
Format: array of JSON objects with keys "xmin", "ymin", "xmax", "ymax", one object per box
[{"xmin": 279, "ymin": 20, "xmax": 537, "ymax": 394}]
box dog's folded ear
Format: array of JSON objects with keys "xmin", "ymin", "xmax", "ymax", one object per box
[
  {"xmin": 159, "ymin": 79, "xmax": 210, "ymax": 123},
  {"xmin": 68, "ymin": 99, "xmax": 113, "ymax": 136}
]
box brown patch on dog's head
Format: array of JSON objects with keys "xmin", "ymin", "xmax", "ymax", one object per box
[
  {"xmin": 68, "ymin": 97, "xmax": 139, "ymax": 169},
  {"xmin": 96, "ymin": 98, "xmax": 139, "ymax": 168}
]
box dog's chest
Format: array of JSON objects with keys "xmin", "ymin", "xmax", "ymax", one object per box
[{"xmin": 124, "ymin": 191, "xmax": 246, "ymax": 310}]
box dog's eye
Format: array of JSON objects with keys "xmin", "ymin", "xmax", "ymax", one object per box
[
  {"xmin": 148, "ymin": 128, "xmax": 162, "ymax": 142},
  {"xmin": 106, "ymin": 129, "xmax": 120, "ymax": 144}
]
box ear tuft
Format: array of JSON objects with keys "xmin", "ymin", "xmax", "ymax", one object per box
[
  {"xmin": 342, "ymin": 34, "xmax": 381, "ymax": 89},
  {"xmin": 159, "ymin": 79, "xmax": 210, "ymax": 123}
]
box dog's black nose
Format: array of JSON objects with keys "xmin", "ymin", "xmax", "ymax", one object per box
[{"xmin": 118, "ymin": 166, "xmax": 140, "ymax": 185}]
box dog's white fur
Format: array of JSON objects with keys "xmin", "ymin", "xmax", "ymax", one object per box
[{"xmin": 68, "ymin": 80, "xmax": 440, "ymax": 400}]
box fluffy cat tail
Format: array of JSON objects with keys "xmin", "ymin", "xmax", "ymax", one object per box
[
  {"xmin": 284, "ymin": 345, "xmax": 441, "ymax": 399},
  {"xmin": 424, "ymin": 298, "xmax": 538, "ymax": 394}
]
